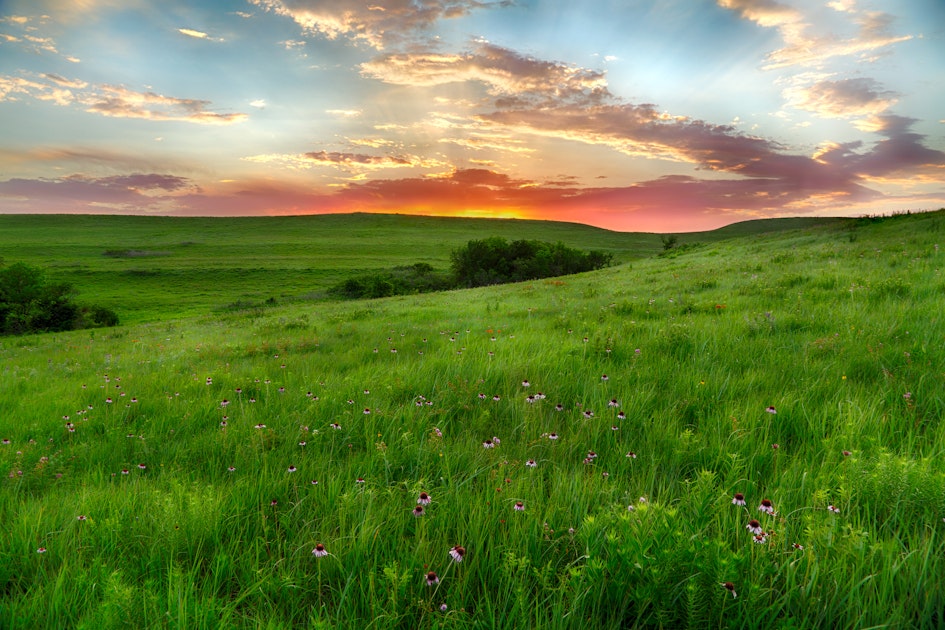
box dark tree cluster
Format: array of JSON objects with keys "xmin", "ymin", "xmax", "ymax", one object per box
[
  {"xmin": 0, "ymin": 261, "xmax": 118, "ymax": 335},
  {"xmin": 330, "ymin": 238, "xmax": 613, "ymax": 299},
  {"xmin": 450, "ymin": 237, "xmax": 612, "ymax": 288}
]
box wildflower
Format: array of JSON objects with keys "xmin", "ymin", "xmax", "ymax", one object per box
[
  {"xmin": 555, "ymin": 404, "xmax": 564, "ymax": 411},
  {"xmin": 77, "ymin": 515, "xmax": 87, "ymax": 521},
  {"xmin": 639, "ymin": 496, "xmax": 647, "ymax": 503},
  {"xmin": 356, "ymin": 477, "xmax": 365, "ymax": 484},
  {"xmin": 417, "ymin": 492, "xmax": 431, "ymax": 505},
  {"xmin": 611, "ymin": 426, "xmax": 619, "ymax": 431},
  {"xmin": 732, "ymin": 493, "xmax": 746, "ymax": 506},
  {"xmin": 765, "ymin": 406, "xmax": 777, "ymax": 414},
  {"xmin": 478, "ymin": 393, "xmax": 486, "ymax": 400},
  {"xmin": 828, "ymin": 504, "xmax": 840, "ymax": 513},
  {"xmin": 37, "ymin": 547, "xmax": 47, "ymax": 554},
  {"xmin": 312, "ymin": 543, "xmax": 328, "ymax": 557},
  {"xmin": 220, "ymin": 421, "xmax": 228, "ymax": 428},
  {"xmin": 792, "ymin": 542, "xmax": 804, "ymax": 550},
  {"xmin": 583, "ymin": 410, "xmax": 594, "ymax": 419},
  {"xmin": 753, "ymin": 533, "xmax": 768, "ymax": 544},
  {"xmin": 771, "ymin": 443, "xmax": 779, "ymax": 450},
  {"xmin": 426, "ymin": 571, "xmax": 440, "ymax": 586},
  {"xmin": 747, "ymin": 519, "xmax": 763, "ymax": 535},
  {"xmin": 602, "ymin": 471, "xmax": 610, "ymax": 478},
  {"xmin": 330, "ymin": 423, "xmax": 341, "ymax": 430},
  {"xmin": 449, "ymin": 545, "xmax": 466, "ymax": 562},
  {"xmin": 627, "ymin": 504, "xmax": 635, "ymax": 512},
  {"xmin": 617, "ymin": 411, "xmax": 626, "ymax": 419},
  {"xmin": 842, "ymin": 450, "xmax": 852, "ymax": 457},
  {"xmin": 608, "ymin": 399, "xmax": 619, "ymax": 407},
  {"xmin": 522, "ymin": 380, "xmax": 530, "ymax": 388},
  {"xmin": 722, "ymin": 582, "xmax": 737, "ymax": 598},
  {"xmin": 227, "ymin": 466, "xmax": 236, "ymax": 472},
  {"xmin": 758, "ymin": 499, "xmax": 775, "ymax": 515},
  {"xmin": 311, "ymin": 480, "xmax": 318, "ymax": 485},
  {"xmin": 586, "ymin": 451, "xmax": 598, "ymax": 459},
  {"xmin": 483, "ymin": 439, "xmax": 495, "ymax": 449},
  {"xmin": 363, "ymin": 408, "xmax": 371, "ymax": 415},
  {"xmin": 514, "ymin": 501, "xmax": 525, "ymax": 511},
  {"xmin": 601, "ymin": 374, "xmax": 609, "ymax": 381},
  {"xmin": 548, "ymin": 433, "xmax": 559, "ymax": 440},
  {"xmin": 526, "ymin": 395, "xmax": 536, "ymax": 403},
  {"xmin": 270, "ymin": 499, "xmax": 278, "ymax": 507},
  {"xmin": 492, "ymin": 395, "xmax": 501, "ymax": 401},
  {"xmin": 440, "ymin": 603, "xmax": 448, "ymax": 612},
  {"xmin": 287, "ymin": 466, "xmax": 297, "ymax": 473},
  {"xmin": 137, "ymin": 463, "xmax": 146, "ymax": 470},
  {"xmin": 412, "ymin": 505, "xmax": 425, "ymax": 517},
  {"xmin": 299, "ymin": 441, "xmax": 307, "ymax": 446},
  {"xmin": 221, "ymin": 399, "xmax": 229, "ymax": 407},
  {"xmin": 526, "ymin": 459, "xmax": 537, "ymax": 468},
  {"xmin": 626, "ymin": 451, "xmax": 637, "ymax": 459}
]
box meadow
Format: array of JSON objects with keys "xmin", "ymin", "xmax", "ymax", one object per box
[
  {"xmin": 0, "ymin": 213, "xmax": 842, "ymax": 324},
  {"xmin": 0, "ymin": 210, "xmax": 943, "ymax": 629}
]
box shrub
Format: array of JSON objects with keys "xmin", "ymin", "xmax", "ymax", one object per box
[
  {"xmin": 450, "ymin": 238, "xmax": 612, "ymax": 287},
  {"xmin": 0, "ymin": 261, "xmax": 118, "ymax": 335}
]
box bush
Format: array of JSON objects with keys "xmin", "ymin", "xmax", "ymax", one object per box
[
  {"xmin": 450, "ymin": 238, "xmax": 612, "ymax": 287},
  {"xmin": 0, "ymin": 262, "xmax": 118, "ymax": 335}
]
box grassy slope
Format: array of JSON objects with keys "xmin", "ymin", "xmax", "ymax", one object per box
[
  {"xmin": 0, "ymin": 210, "xmax": 942, "ymax": 629},
  {"xmin": 0, "ymin": 213, "xmax": 846, "ymax": 324}
]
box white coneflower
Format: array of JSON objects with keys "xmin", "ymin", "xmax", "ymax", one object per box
[{"xmin": 449, "ymin": 545, "xmax": 466, "ymax": 562}]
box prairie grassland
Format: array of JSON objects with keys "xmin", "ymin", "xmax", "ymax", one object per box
[
  {"xmin": 0, "ymin": 213, "xmax": 844, "ymax": 324},
  {"xmin": 0, "ymin": 211, "xmax": 942, "ymax": 629}
]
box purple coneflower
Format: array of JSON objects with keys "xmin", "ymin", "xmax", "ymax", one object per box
[
  {"xmin": 426, "ymin": 571, "xmax": 439, "ymax": 586},
  {"xmin": 514, "ymin": 501, "xmax": 525, "ymax": 511},
  {"xmin": 765, "ymin": 406, "xmax": 777, "ymax": 414},
  {"xmin": 77, "ymin": 515, "xmax": 87, "ymax": 521},
  {"xmin": 356, "ymin": 477, "xmax": 365, "ymax": 484},
  {"xmin": 626, "ymin": 451, "xmax": 637, "ymax": 459},
  {"xmin": 792, "ymin": 542, "xmax": 804, "ymax": 550},
  {"xmin": 548, "ymin": 433, "xmax": 559, "ymax": 440},
  {"xmin": 758, "ymin": 498, "xmax": 775, "ymax": 515},
  {"xmin": 526, "ymin": 459, "xmax": 537, "ymax": 467},
  {"xmin": 312, "ymin": 543, "xmax": 328, "ymax": 557},
  {"xmin": 417, "ymin": 492, "xmax": 431, "ymax": 505},
  {"xmin": 722, "ymin": 582, "xmax": 737, "ymax": 598},
  {"xmin": 483, "ymin": 439, "xmax": 495, "ymax": 449},
  {"xmin": 747, "ymin": 519, "xmax": 763, "ymax": 535},
  {"xmin": 449, "ymin": 545, "xmax": 466, "ymax": 562},
  {"xmin": 287, "ymin": 466, "xmax": 297, "ymax": 473},
  {"xmin": 412, "ymin": 505, "xmax": 425, "ymax": 517},
  {"xmin": 608, "ymin": 399, "xmax": 619, "ymax": 407},
  {"xmin": 732, "ymin": 493, "xmax": 746, "ymax": 506},
  {"xmin": 828, "ymin": 504, "xmax": 840, "ymax": 513},
  {"xmin": 37, "ymin": 547, "xmax": 47, "ymax": 554}
]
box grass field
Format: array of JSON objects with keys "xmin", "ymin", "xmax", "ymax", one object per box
[
  {"xmin": 0, "ymin": 213, "xmax": 845, "ymax": 324},
  {"xmin": 0, "ymin": 210, "xmax": 943, "ymax": 628}
]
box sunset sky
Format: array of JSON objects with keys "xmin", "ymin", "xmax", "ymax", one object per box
[{"xmin": 1, "ymin": 0, "xmax": 944, "ymax": 231}]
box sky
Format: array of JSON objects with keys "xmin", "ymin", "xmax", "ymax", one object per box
[{"xmin": 1, "ymin": 0, "xmax": 944, "ymax": 232}]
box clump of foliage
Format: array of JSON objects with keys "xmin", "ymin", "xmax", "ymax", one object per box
[
  {"xmin": 0, "ymin": 261, "xmax": 118, "ymax": 335},
  {"xmin": 450, "ymin": 237, "xmax": 612, "ymax": 287},
  {"xmin": 329, "ymin": 263, "xmax": 454, "ymax": 299}
]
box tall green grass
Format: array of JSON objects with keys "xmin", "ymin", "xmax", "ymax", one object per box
[{"xmin": 0, "ymin": 210, "xmax": 942, "ymax": 628}]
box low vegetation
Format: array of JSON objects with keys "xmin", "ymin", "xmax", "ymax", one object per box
[
  {"xmin": 0, "ymin": 260, "xmax": 118, "ymax": 335},
  {"xmin": 0, "ymin": 210, "xmax": 942, "ymax": 628},
  {"xmin": 330, "ymin": 239, "xmax": 613, "ymax": 299}
]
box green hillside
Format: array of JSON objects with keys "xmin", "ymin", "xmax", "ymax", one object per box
[
  {"xmin": 0, "ymin": 209, "xmax": 942, "ymax": 629},
  {"xmin": 0, "ymin": 213, "xmax": 846, "ymax": 323}
]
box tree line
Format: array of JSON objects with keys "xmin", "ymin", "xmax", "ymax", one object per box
[
  {"xmin": 331, "ymin": 238, "xmax": 613, "ymax": 300},
  {"xmin": 0, "ymin": 261, "xmax": 118, "ymax": 336}
]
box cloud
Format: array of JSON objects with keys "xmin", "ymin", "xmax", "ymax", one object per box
[
  {"xmin": 361, "ymin": 42, "xmax": 608, "ymax": 106},
  {"xmin": 0, "ymin": 72, "xmax": 249, "ymax": 125},
  {"xmin": 242, "ymin": 150, "xmax": 444, "ymax": 172},
  {"xmin": 717, "ymin": 0, "xmax": 912, "ymax": 69},
  {"xmin": 784, "ymin": 77, "xmax": 898, "ymax": 119},
  {"xmin": 0, "ymin": 172, "xmax": 193, "ymax": 213},
  {"xmin": 326, "ymin": 108, "xmax": 362, "ymax": 118},
  {"xmin": 178, "ymin": 28, "xmax": 210, "ymax": 39},
  {"xmin": 247, "ymin": 0, "xmax": 507, "ymax": 50}
]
